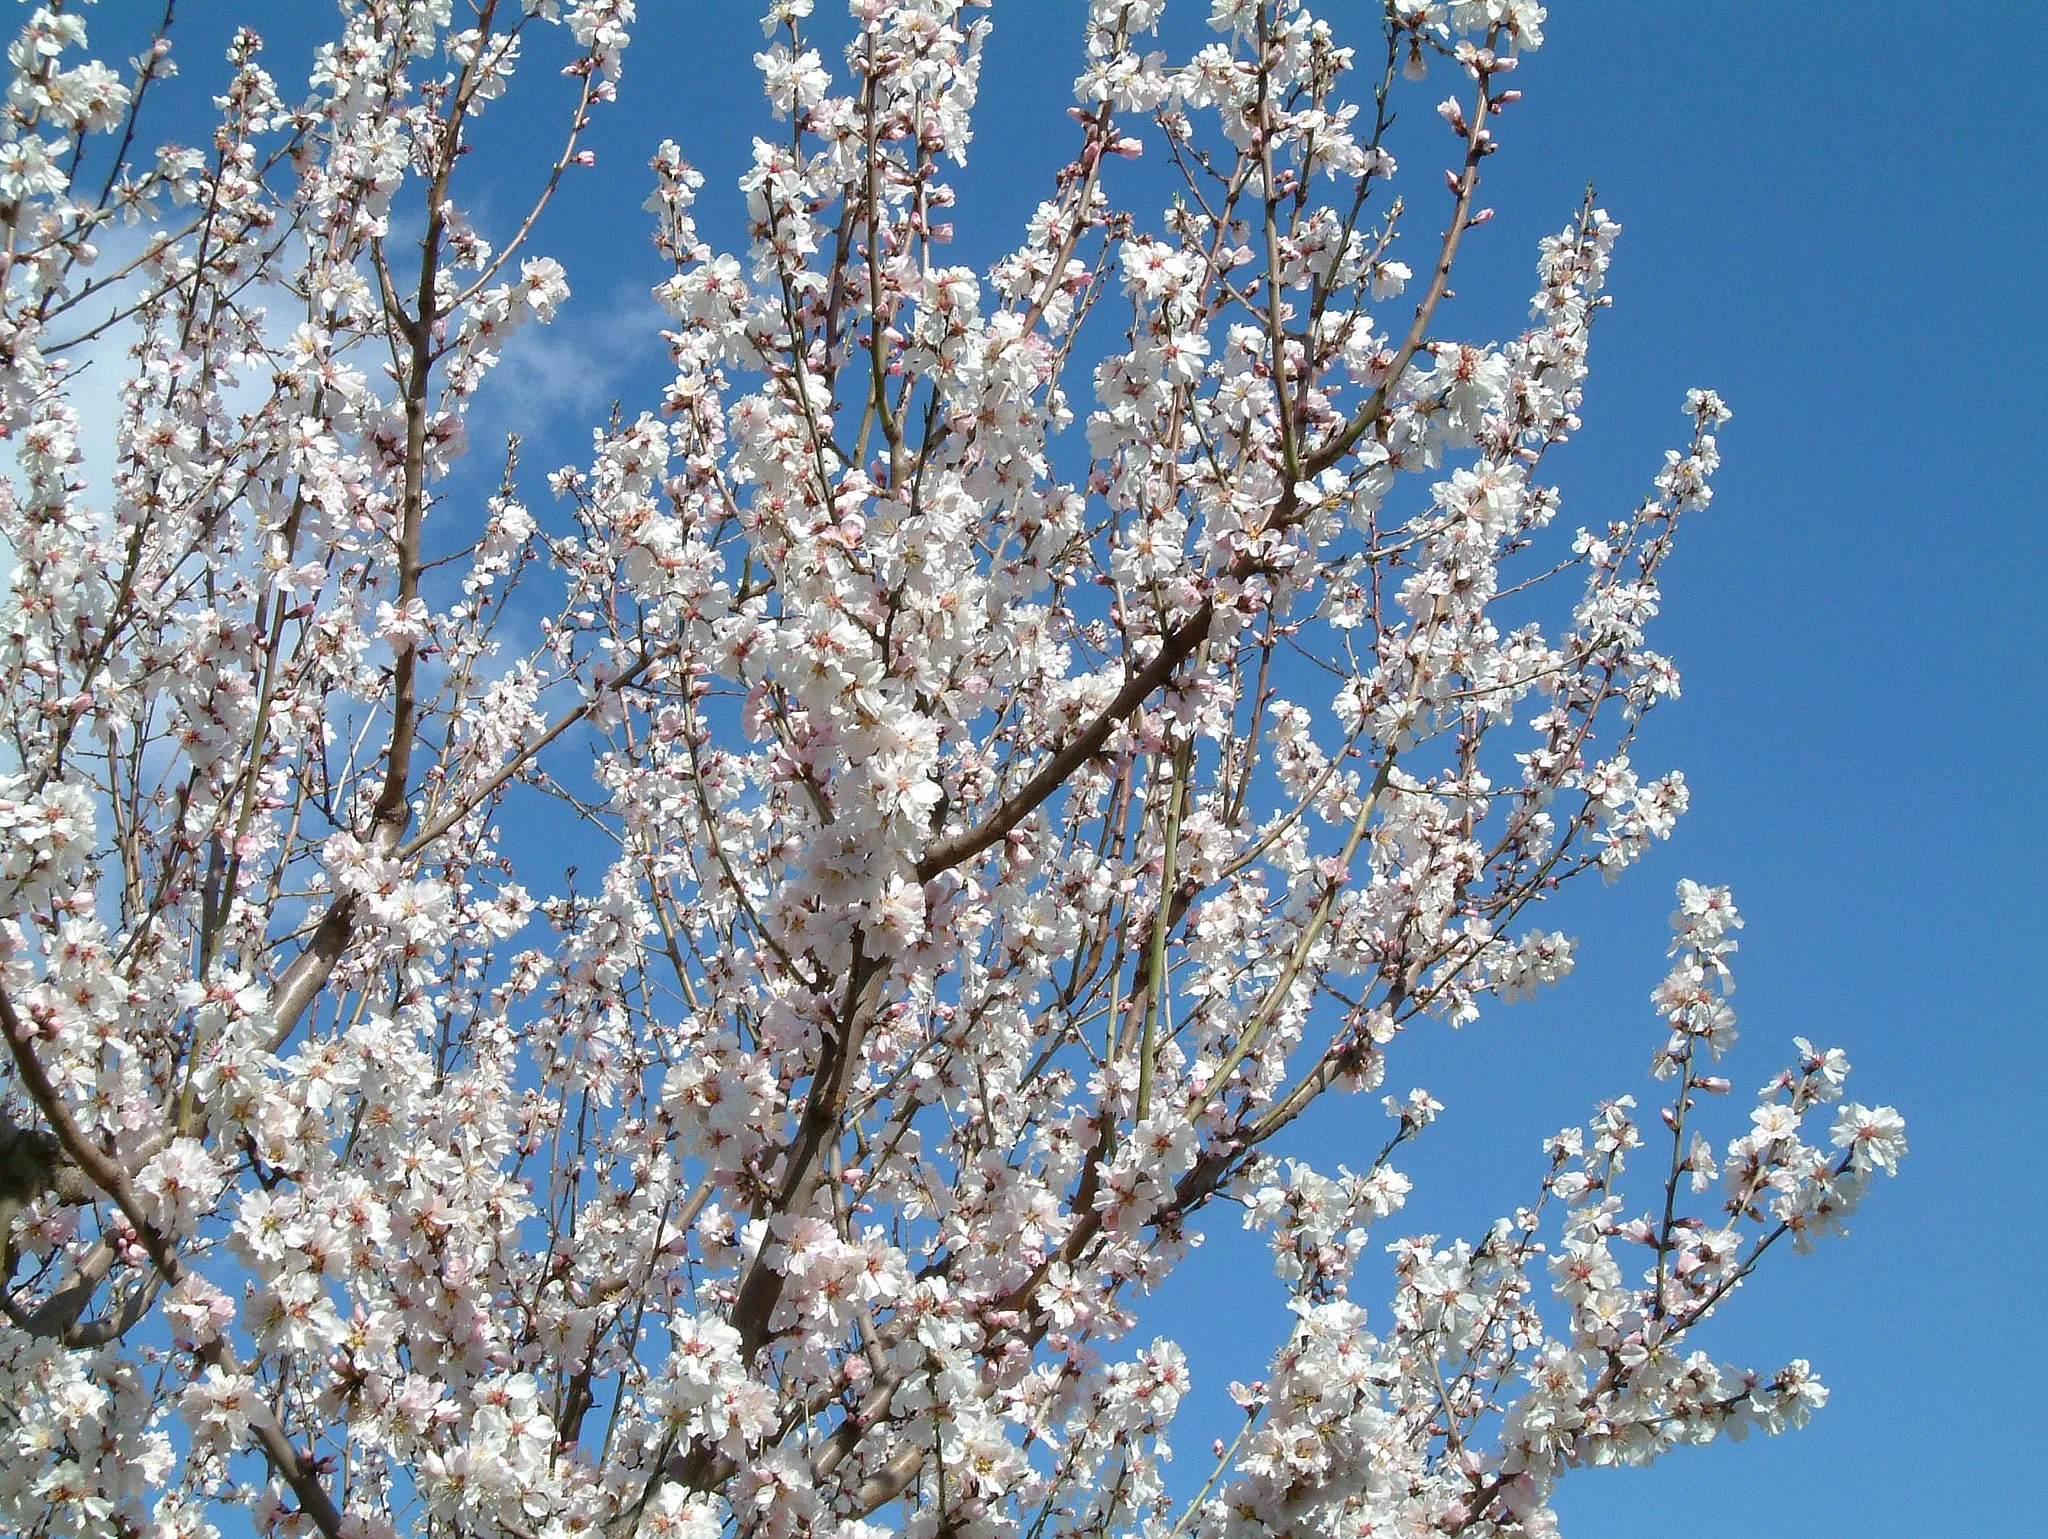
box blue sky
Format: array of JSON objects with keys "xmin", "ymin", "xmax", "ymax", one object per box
[{"xmin": 75, "ymin": 2, "xmax": 2048, "ymax": 1534}]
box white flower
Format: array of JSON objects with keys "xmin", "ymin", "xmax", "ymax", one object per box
[{"xmin": 1831, "ymin": 1102, "xmax": 1908, "ymax": 1176}]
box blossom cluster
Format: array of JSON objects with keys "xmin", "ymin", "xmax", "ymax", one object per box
[{"xmin": 0, "ymin": 3, "xmax": 1898, "ymax": 1538}]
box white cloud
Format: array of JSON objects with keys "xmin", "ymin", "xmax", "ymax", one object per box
[{"xmin": 465, "ymin": 276, "xmax": 671, "ymax": 471}]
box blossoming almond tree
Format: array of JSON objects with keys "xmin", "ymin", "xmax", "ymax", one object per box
[{"xmin": 0, "ymin": 1, "xmax": 1905, "ymax": 1536}]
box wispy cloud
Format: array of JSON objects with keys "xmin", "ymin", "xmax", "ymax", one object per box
[{"xmin": 464, "ymin": 276, "xmax": 671, "ymax": 472}]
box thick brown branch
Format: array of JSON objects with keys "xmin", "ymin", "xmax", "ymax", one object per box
[{"xmin": 915, "ymin": 605, "xmax": 1215, "ymax": 883}]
